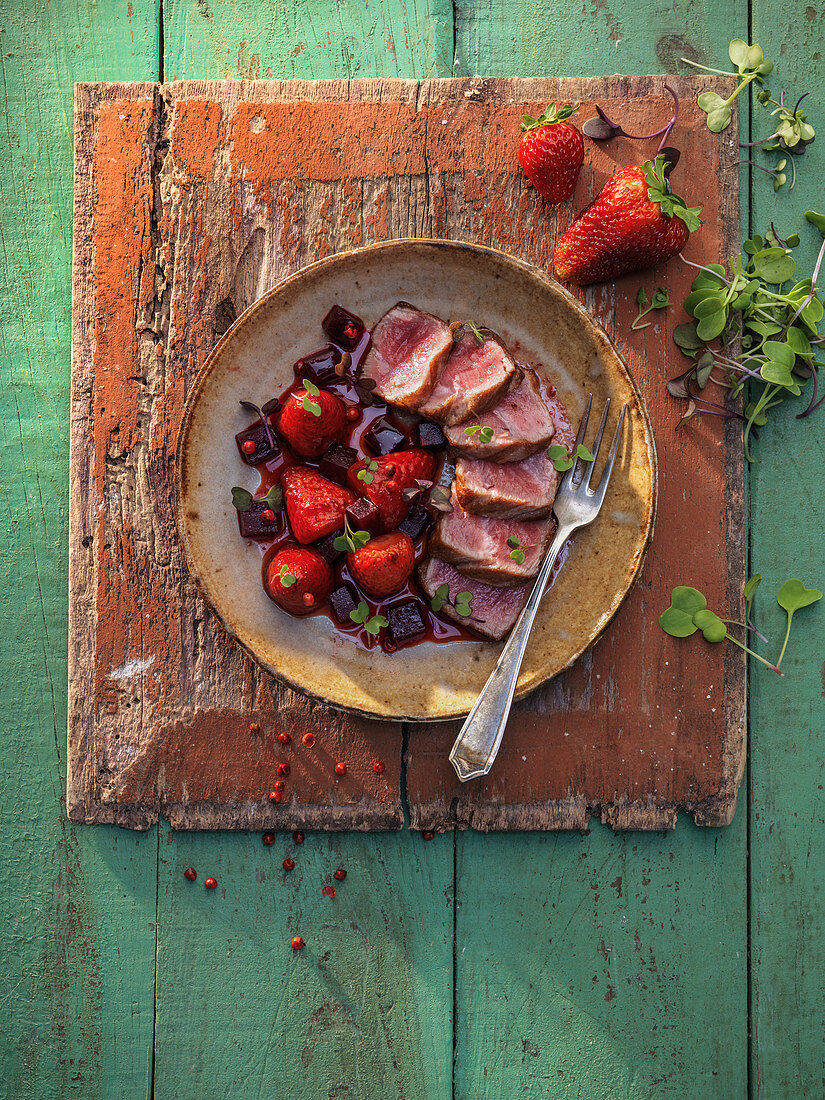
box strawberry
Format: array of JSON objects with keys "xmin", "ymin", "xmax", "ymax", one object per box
[
  {"xmin": 277, "ymin": 382, "xmax": 347, "ymax": 458},
  {"xmin": 348, "ymin": 531, "xmax": 415, "ymax": 599},
  {"xmin": 518, "ymin": 103, "xmax": 584, "ymax": 204},
  {"xmin": 347, "ymin": 449, "xmax": 436, "ymax": 531},
  {"xmin": 553, "ymin": 154, "xmax": 702, "ymax": 286},
  {"xmin": 282, "ymin": 466, "xmax": 356, "ymax": 545},
  {"xmin": 265, "ymin": 546, "xmax": 333, "ymax": 615}
]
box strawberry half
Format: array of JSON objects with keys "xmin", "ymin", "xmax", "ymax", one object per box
[
  {"xmin": 347, "ymin": 449, "xmax": 436, "ymax": 531},
  {"xmin": 518, "ymin": 103, "xmax": 584, "ymax": 204},
  {"xmin": 348, "ymin": 531, "xmax": 415, "ymax": 599},
  {"xmin": 265, "ymin": 546, "xmax": 333, "ymax": 615},
  {"xmin": 553, "ymin": 154, "xmax": 702, "ymax": 286},
  {"xmin": 282, "ymin": 466, "xmax": 356, "ymax": 545},
  {"xmin": 277, "ymin": 383, "xmax": 347, "ymax": 458}
]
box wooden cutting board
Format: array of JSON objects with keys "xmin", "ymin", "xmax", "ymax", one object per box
[{"xmin": 68, "ymin": 75, "xmax": 744, "ymax": 831}]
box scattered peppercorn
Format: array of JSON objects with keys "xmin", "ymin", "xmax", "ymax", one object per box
[
  {"xmin": 262, "ymin": 832, "xmax": 275, "ymax": 846},
  {"xmin": 268, "ymin": 789, "xmax": 282, "ymax": 803},
  {"xmin": 277, "ymin": 763, "xmax": 291, "ymax": 778},
  {"xmin": 261, "ymin": 508, "xmax": 276, "ymax": 524},
  {"xmin": 322, "ymin": 885, "xmax": 336, "ymax": 898},
  {"xmin": 422, "ymin": 830, "xmax": 435, "ymax": 841},
  {"xmin": 302, "ymin": 732, "xmax": 316, "ymax": 748},
  {"xmin": 293, "ymin": 831, "xmax": 304, "ymax": 844},
  {"xmin": 274, "ymin": 779, "xmax": 285, "ymax": 791},
  {"xmin": 242, "ymin": 439, "xmax": 256, "ymax": 454},
  {"xmin": 184, "ymin": 867, "xmax": 197, "ymax": 881},
  {"xmin": 373, "ymin": 760, "xmax": 385, "ymax": 774},
  {"xmin": 291, "ymin": 935, "xmax": 305, "ymax": 950},
  {"xmin": 204, "ymin": 877, "xmax": 218, "ymax": 888},
  {"xmin": 249, "ymin": 721, "xmax": 260, "ymax": 733},
  {"xmin": 334, "ymin": 762, "xmax": 347, "ymax": 776},
  {"xmin": 333, "ymin": 868, "xmax": 347, "ymax": 881},
  {"xmin": 283, "ymin": 857, "xmax": 295, "ymax": 871},
  {"xmin": 345, "ymin": 406, "xmax": 360, "ymax": 421},
  {"xmin": 278, "ymin": 731, "xmax": 291, "ymax": 745}
]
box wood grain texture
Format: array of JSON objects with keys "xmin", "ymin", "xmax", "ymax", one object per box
[
  {"xmin": 68, "ymin": 74, "xmax": 744, "ymax": 832},
  {"xmin": 0, "ymin": 3, "xmax": 161, "ymax": 1097},
  {"xmin": 748, "ymin": 3, "xmax": 825, "ymax": 1095}
]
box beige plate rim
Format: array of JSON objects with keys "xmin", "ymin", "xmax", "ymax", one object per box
[{"xmin": 175, "ymin": 238, "xmax": 658, "ymax": 722}]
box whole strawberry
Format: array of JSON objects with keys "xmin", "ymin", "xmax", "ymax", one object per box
[
  {"xmin": 553, "ymin": 154, "xmax": 702, "ymax": 285},
  {"xmin": 266, "ymin": 546, "xmax": 333, "ymax": 615},
  {"xmin": 277, "ymin": 380, "xmax": 346, "ymax": 458},
  {"xmin": 347, "ymin": 450, "xmax": 436, "ymax": 530},
  {"xmin": 348, "ymin": 531, "xmax": 415, "ymax": 599},
  {"xmin": 518, "ymin": 103, "xmax": 584, "ymax": 204},
  {"xmin": 282, "ymin": 466, "xmax": 356, "ymax": 545}
]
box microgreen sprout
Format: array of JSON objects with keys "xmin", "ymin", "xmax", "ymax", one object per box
[
  {"xmin": 659, "ymin": 578, "xmax": 821, "ymax": 674},
  {"xmin": 669, "ymin": 215, "xmax": 825, "ymax": 455},
  {"xmin": 301, "ymin": 378, "xmax": 322, "ymax": 417},
  {"xmin": 632, "ymin": 286, "xmax": 672, "ymax": 330},
  {"xmin": 582, "ymin": 83, "xmax": 680, "ymax": 151},
  {"xmin": 429, "ymin": 583, "xmax": 474, "ymax": 618},
  {"xmin": 506, "ymin": 535, "xmax": 526, "ymax": 565},
  {"xmin": 450, "ymin": 319, "xmax": 486, "ymax": 346},
  {"xmin": 278, "ymin": 564, "xmax": 297, "ymax": 588},
  {"xmin": 349, "ymin": 601, "xmax": 388, "ymax": 635},
  {"xmin": 230, "ymin": 484, "xmax": 283, "ymax": 512},
  {"xmin": 547, "ymin": 442, "xmax": 594, "ymax": 472},
  {"xmin": 333, "ymin": 516, "xmax": 371, "ymax": 555},
  {"xmin": 357, "ymin": 459, "xmax": 379, "ymax": 484},
  {"xmin": 681, "ymin": 39, "xmax": 774, "ymax": 133},
  {"xmin": 464, "ymin": 424, "xmax": 495, "ymax": 443},
  {"xmin": 427, "ymin": 485, "xmax": 453, "ymax": 513}
]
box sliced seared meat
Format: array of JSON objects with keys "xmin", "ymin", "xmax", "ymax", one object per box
[
  {"xmin": 417, "ymin": 558, "xmax": 530, "ymax": 642},
  {"xmin": 417, "ymin": 328, "xmax": 518, "ymax": 426},
  {"xmin": 361, "ymin": 303, "xmax": 453, "ymax": 410},
  {"xmin": 454, "ymin": 449, "xmax": 559, "ymax": 519},
  {"xmin": 429, "ymin": 485, "xmax": 555, "ymax": 586},
  {"xmin": 445, "ymin": 369, "xmax": 556, "ymax": 462}
]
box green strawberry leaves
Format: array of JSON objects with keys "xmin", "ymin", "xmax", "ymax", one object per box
[
  {"xmin": 521, "ymin": 102, "xmax": 579, "ymax": 132},
  {"xmin": 642, "ymin": 155, "xmax": 703, "ymax": 232}
]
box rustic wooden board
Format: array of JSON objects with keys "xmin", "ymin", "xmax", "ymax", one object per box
[{"xmin": 68, "ymin": 73, "xmax": 744, "ymax": 831}]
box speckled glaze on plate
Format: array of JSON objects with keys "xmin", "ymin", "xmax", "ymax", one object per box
[{"xmin": 175, "ymin": 240, "xmax": 657, "ymax": 721}]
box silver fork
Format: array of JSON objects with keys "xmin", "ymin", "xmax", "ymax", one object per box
[{"xmin": 449, "ymin": 396, "xmax": 628, "ymax": 783}]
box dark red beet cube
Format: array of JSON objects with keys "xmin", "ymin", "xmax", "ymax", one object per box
[
  {"xmin": 345, "ymin": 497, "xmax": 384, "ymax": 536},
  {"xmin": 294, "ymin": 344, "xmax": 343, "ymax": 386},
  {"xmin": 322, "ymin": 305, "xmax": 365, "ymax": 351},
  {"xmin": 319, "ymin": 443, "xmax": 359, "ymax": 485},
  {"xmin": 386, "ymin": 600, "xmax": 427, "ymax": 645},
  {"xmin": 398, "ymin": 503, "xmax": 432, "ymax": 541},
  {"xmin": 363, "ymin": 418, "xmax": 406, "ymax": 456},
  {"xmin": 316, "ymin": 529, "xmax": 345, "ymax": 565},
  {"xmin": 418, "ymin": 421, "xmax": 446, "ymax": 448},
  {"xmin": 237, "ymin": 499, "xmax": 282, "ymax": 539},
  {"xmin": 330, "ymin": 585, "xmax": 358, "ymax": 625},
  {"xmin": 235, "ymin": 418, "xmax": 280, "ymax": 465}
]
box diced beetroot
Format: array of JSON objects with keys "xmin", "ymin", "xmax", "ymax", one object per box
[
  {"xmin": 316, "ymin": 530, "xmax": 345, "ymax": 565},
  {"xmin": 363, "ymin": 419, "xmax": 406, "ymax": 456},
  {"xmin": 386, "ymin": 600, "xmax": 426, "ymax": 645},
  {"xmin": 330, "ymin": 584, "xmax": 358, "ymax": 625},
  {"xmin": 417, "ymin": 421, "xmax": 446, "ymax": 449},
  {"xmin": 322, "ymin": 305, "xmax": 365, "ymax": 351},
  {"xmin": 235, "ymin": 418, "xmax": 280, "ymax": 465},
  {"xmin": 237, "ymin": 499, "xmax": 283, "ymax": 539},
  {"xmin": 319, "ymin": 443, "xmax": 359, "ymax": 485},
  {"xmin": 294, "ymin": 344, "xmax": 343, "ymax": 386},
  {"xmin": 397, "ymin": 503, "xmax": 432, "ymax": 541},
  {"xmin": 345, "ymin": 497, "xmax": 384, "ymax": 536}
]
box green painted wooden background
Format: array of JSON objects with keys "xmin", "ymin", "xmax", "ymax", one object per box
[{"xmin": 2, "ymin": 0, "xmax": 823, "ymax": 1096}]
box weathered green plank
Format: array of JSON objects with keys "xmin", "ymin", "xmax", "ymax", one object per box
[
  {"xmin": 0, "ymin": 2, "xmax": 160, "ymax": 1096},
  {"xmin": 154, "ymin": 824, "xmax": 454, "ymax": 1098},
  {"xmin": 152, "ymin": 9, "xmax": 456, "ymax": 1099},
  {"xmin": 748, "ymin": 2, "xmax": 825, "ymax": 1095},
  {"xmin": 452, "ymin": 4, "xmax": 750, "ymax": 1096},
  {"xmin": 163, "ymin": 0, "xmax": 455, "ymax": 80}
]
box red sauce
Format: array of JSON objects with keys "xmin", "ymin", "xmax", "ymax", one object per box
[{"xmin": 234, "ymin": 311, "xmax": 571, "ymax": 652}]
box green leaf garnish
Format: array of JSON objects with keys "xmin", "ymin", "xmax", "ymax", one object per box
[
  {"xmin": 430, "ymin": 583, "xmax": 449, "ymax": 613},
  {"xmin": 364, "ymin": 614, "xmax": 388, "ymax": 636},
  {"xmin": 262, "ymin": 484, "xmax": 284, "ymax": 511},
  {"xmin": 463, "ymin": 425, "xmax": 494, "ymax": 443},
  {"xmin": 632, "ymin": 286, "xmax": 671, "ymax": 330},
  {"xmin": 334, "ymin": 515, "xmax": 371, "ymax": 555},
  {"xmin": 805, "ymin": 210, "xmax": 825, "ymax": 238},
  {"xmin": 357, "ymin": 459, "xmax": 379, "ymax": 484},
  {"xmin": 682, "ymin": 39, "xmax": 773, "ymax": 137},
  {"xmin": 547, "ymin": 442, "xmax": 594, "ymax": 471},
  {"xmin": 302, "ymin": 396, "xmax": 322, "ymax": 417},
  {"xmin": 520, "ymin": 102, "xmax": 579, "ymax": 132},
  {"xmin": 775, "ymin": 579, "xmax": 823, "ymax": 671},
  {"xmin": 642, "ymin": 156, "xmax": 702, "ymax": 232},
  {"xmin": 302, "ymin": 378, "xmax": 320, "ymax": 397},
  {"xmin": 231, "ymin": 486, "xmax": 253, "ymax": 512},
  {"xmin": 454, "ymin": 591, "xmax": 474, "ymax": 618},
  {"xmin": 350, "ymin": 601, "xmax": 370, "ymax": 624},
  {"xmin": 278, "ymin": 564, "xmax": 297, "ymax": 588}
]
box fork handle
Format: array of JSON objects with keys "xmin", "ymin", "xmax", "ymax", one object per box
[{"xmin": 449, "ymin": 523, "xmax": 574, "ymax": 783}]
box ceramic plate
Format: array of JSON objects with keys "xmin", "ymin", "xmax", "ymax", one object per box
[{"xmin": 176, "ymin": 240, "xmax": 657, "ymax": 720}]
